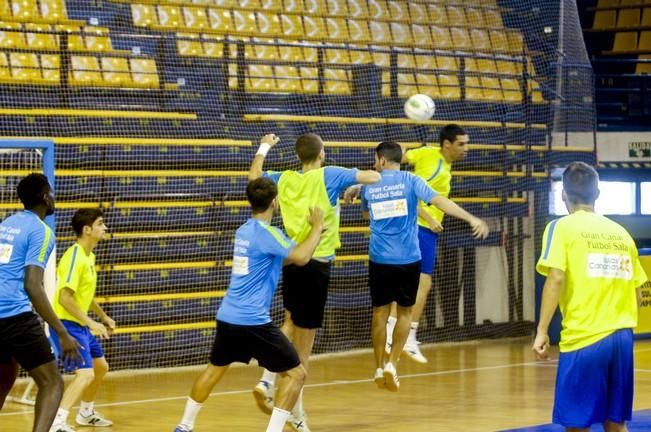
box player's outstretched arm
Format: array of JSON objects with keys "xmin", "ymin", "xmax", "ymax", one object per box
[
  {"xmin": 355, "ymin": 170, "xmax": 381, "ymax": 185},
  {"xmin": 430, "ymin": 195, "xmax": 489, "ymax": 239},
  {"xmin": 248, "ymin": 134, "xmax": 280, "ymax": 181},
  {"xmin": 286, "ymin": 207, "xmax": 325, "ymax": 266},
  {"xmin": 24, "ymin": 266, "xmax": 81, "ymax": 361},
  {"xmin": 59, "ymin": 288, "xmax": 110, "ymax": 339},
  {"xmin": 417, "ymin": 206, "xmax": 443, "ymax": 233},
  {"xmin": 533, "ymin": 268, "xmax": 565, "ymax": 360}
]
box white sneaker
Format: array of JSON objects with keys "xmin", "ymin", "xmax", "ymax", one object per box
[
  {"xmin": 252, "ymin": 379, "xmax": 274, "ymax": 415},
  {"xmin": 75, "ymin": 410, "xmax": 113, "ymax": 427},
  {"xmin": 403, "ymin": 340, "xmax": 428, "ymax": 364},
  {"xmin": 49, "ymin": 422, "xmax": 75, "ymax": 432},
  {"xmin": 374, "ymin": 367, "xmax": 385, "ymax": 389},
  {"xmin": 287, "ymin": 412, "xmax": 311, "ymax": 432},
  {"xmin": 383, "ymin": 362, "xmax": 400, "ymax": 392}
]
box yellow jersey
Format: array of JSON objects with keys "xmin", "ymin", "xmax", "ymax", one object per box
[
  {"xmin": 404, "ymin": 146, "xmax": 452, "ymax": 227},
  {"xmin": 54, "ymin": 243, "xmax": 98, "ymax": 325},
  {"xmin": 537, "ymin": 210, "xmax": 648, "ymax": 352}
]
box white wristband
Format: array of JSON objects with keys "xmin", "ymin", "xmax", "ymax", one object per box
[{"xmin": 256, "ymin": 143, "xmax": 271, "ymax": 157}]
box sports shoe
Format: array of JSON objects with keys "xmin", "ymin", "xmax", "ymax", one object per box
[
  {"xmin": 174, "ymin": 426, "xmax": 192, "ymax": 432},
  {"xmin": 252, "ymin": 379, "xmax": 274, "ymax": 415},
  {"xmin": 374, "ymin": 367, "xmax": 385, "ymax": 389},
  {"xmin": 383, "ymin": 362, "xmax": 400, "ymax": 392},
  {"xmin": 75, "ymin": 410, "xmax": 113, "ymax": 427},
  {"xmin": 287, "ymin": 413, "xmax": 311, "ymax": 432},
  {"xmin": 403, "ymin": 340, "xmax": 428, "ymax": 364},
  {"xmin": 49, "ymin": 422, "xmax": 75, "ymax": 432}
]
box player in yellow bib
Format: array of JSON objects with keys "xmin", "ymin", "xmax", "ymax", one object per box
[
  {"xmin": 385, "ymin": 124, "xmax": 469, "ymax": 363},
  {"xmin": 249, "ymin": 133, "xmax": 380, "ymax": 431},
  {"xmin": 50, "ymin": 209, "xmax": 115, "ymax": 432},
  {"xmin": 534, "ymin": 162, "xmax": 648, "ymax": 431}
]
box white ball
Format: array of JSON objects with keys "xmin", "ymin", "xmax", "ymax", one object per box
[{"xmin": 404, "ymin": 94, "xmax": 436, "ymax": 121}]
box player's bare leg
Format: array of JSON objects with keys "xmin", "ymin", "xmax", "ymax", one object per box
[
  {"xmin": 175, "ymin": 364, "xmax": 229, "ymax": 432},
  {"xmin": 75, "ymin": 357, "xmax": 111, "ymax": 427},
  {"xmin": 29, "ymin": 361, "xmax": 64, "ymax": 432},
  {"xmin": 0, "ymin": 359, "xmax": 18, "ymax": 409},
  {"xmin": 371, "ymin": 304, "xmax": 391, "ymax": 388},
  {"xmin": 603, "ymin": 421, "xmax": 628, "ymax": 432},
  {"xmin": 268, "ymin": 365, "xmax": 306, "ymax": 432}
]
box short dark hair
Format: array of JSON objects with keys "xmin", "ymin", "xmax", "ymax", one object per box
[
  {"xmin": 562, "ymin": 162, "xmax": 599, "ymax": 205},
  {"xmin": 295, "ymin": 133, "xmax": 323, "ymax": 164},
  {"xmin": 439, "ymin": 124, "xmax": 466, "ymax": 146},
  {"xmin": 17, "ymin": 173, "xmax": 51, "ymax": 209},
  {"xmin": 376, "ymin": 141, "xmax": 403, "ymax": 164},
  {"xmin": 72, "ymin": 208, "xmax": 104, "ymax": 237},
  {"xmin": 246, "ymin": 178, "xmax": 278, "ymax": 214}
]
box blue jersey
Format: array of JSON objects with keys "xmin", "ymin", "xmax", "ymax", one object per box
[
  {"xmin": 0, "ymin": 210, "xmax": 55, "ymax": 318},
  {"xmin": 361, "ymin": 170, "xmax": 437, "ymax": 265},
  {"xmin": 217, "ymin": 218, "xmax": 296, "ymax": 326},
  {"xmin": 264, "ymin": 166, "xmax": 358, "ymax": 207}
]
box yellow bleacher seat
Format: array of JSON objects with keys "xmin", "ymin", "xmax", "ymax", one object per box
[
  {"xmin": 613, "ymin": 31, "xmax": 638, "ymax": 51},
  {"xmin": 11, "ymin": 0, "xmax": 39, "ymax": 22},
  {"xmin": 507, "ymin": 31, "xmax": 524, "ymax": 53},
  {"xmin": 25, "ymin": 24, "xmax": 57, "ymax": 50},
  {"xmin": 40, "ymin": 54, "xmax": 59, "ymax": 84},
  {"xmin": 483, "ymin": 9, "xmax": 504, "ymax": 28},
  {"xmin": 428, "ymin": 4, "xmax": 448, "ymax": 25},
  {"xmin": 201, "ymin": 34, "xmax": 223, "ymax": 58},
  {"xmin": 207, "ymin": 9, "xmax": 232, "ymax": 33},
  {"xmin": 430, "ymin": 25, "xmax": 452, "ymax": 50},
  {"xmin": 496, "ymin": 58, "xmax": 523, "ymax": 76},
  {"xmin": 617, "ymin": 8, "xmax": 641, "ymax": 27},
  {"xmin": 101, "ymin": 57, "xmax": 132, "ymax": 87},
  {"xmin": 130, "ymin": 58, "xmax": 160, "ymax": 88},
  {"xmin": 253, "ymin": 40, "xmax": 278, "ymax": 60},
  {"xmin": 639, "ymin": 31, "xmax": 651, "ymax": 49},
  {"xmin": 411, "ymin": 24, "xmax": 432, "ymax": 47},
  {"xmin": 466, "ymin": 8, "xmax": 486, "ymax": 27},
  {"xmin": 367, "ymin": 0, "xmax": 391, "ymax": 21},
  {"xmin": 0, "ymin": 52, "xmax": 10, "ymax": 82},
  {"xmin": 349, "ymin": 45, "xmax": 371, "ymax": 64},
  {"xmin": 40, "ymin": 0, "xmax": 67, "ymax": 23},
  {"xmin": 387, "ymin": 0, "xmax": 409, "ymax": 21},
  {"xmin": 408, "ymin": 2, "xmax": 429, "ymax": 24},
  {"xmin": 470, "ymin": 29, "xmax": 491, "ymax": 51},
  {"xmin": 372, "ymin": 51, "xmax": 390, "ymax": 67},
  {"xmin": 501, "ymin": 78, "xmax": 522, "ymax": 102},
  {"xmin": 227, "ymin": 63, "xmax": 237, "ymax": 88},
  {"xmin": 0, "ymin": 22, "xmax": 24, "ymax": 49},
  {"xmin": 303, "ymin": 44, "xmax": 319, "ymax": 62},
  {"xmin": 246, "ymin": 64, "xmax": 275, "ymax": 92},
  {"xmin": 284, "ymin": 0, "xmax": 304, "ymax": 14},
  {"xmin": 325, "ymin": 47, "xmax": 351, "ymax": 64},
  {"xmin": 369, "ymin": 21, "xmax": 391, "ymax": 44},
  {"xmin": 436, "ymin": 55, "xmax": 459, "ymax": 72},
  {"xmin": 381, "ymin": 71, "xmax": 390, "ymax": 97},
  {"xmin": 54, "ymin": 24, "xmax": 84, "ymax": 51},
  {"xmin": 280, "ymin": 14, "xmax": 304, "ymax": 38},
  {"xmin": 450, "ymin": 27, "xmax": 472, "ymax": 51},
  {"xmin": 438, "ymin": 74, "xmax": 461, "ymax": 99},
  {"xmin": 84, "ymin": 26, "xmax": 112, "ymax": 52},
  {"xmin": 275, "ymin": 65, "xmax": 301, "ymax": 92},
  {"xmin": 304, "ymin": 16, "xmax": 327, "ymax": 39},
  {"xmin": 477, "ymin": 58, "xmax": 498, "ymax": 74},
  {"xmin": 232, "ymin": 10, "xmax": 258, "ymax": 35},
  {"xmin": 593, "ymin": 10, "xmax": 617, "ymax": 29},
  {"xmin": 348, "ymin": 19, "xmax": 370, "ymax": 42},
  {"xmin": 327, "ymin": 0, "xmax": 348, "ymax": 17},
  {"xmin": 183, "ymin": 7, "xmax": 210, "ymax": 30},
  {"xmin": 642, "ymin": 8, "xmax": 651, "ymax": 25},
  {"xmin": 397, "ymin": 53, "xmax": 415, "ymax": 70},
  {"xmin": 69, "ymin": 55, "xmax": 101, "ymax": 86},
  {"xmin": 192, "ymin": 0, "xmax": 213, "ymax": 4},
  {"xmin": 177, "ymin": 32, "xmax": 204, "ymax": 56},
  {"xmin": 636, "ymin": 54, "xmax": 651, "ymax": 74},
  {"xmin": 214, "ymin": 0, "xmax": 237, "ymax": 7},
  {"xmin": 414, "ymin": 52, "xmax": 436, "ymax": 70},
  {"xmin": 303, "ymin": 0, "xmax": 326, "ymax": 15},
  {"xmin": 391, "ymin": 22, "xmax": 413, "ymax": 46},
  {"xmin": 480, "ymin": 76, "xmax": 503, "ymax": 101},
  {"xmin": 157, "ymin": 5, "xmax": 183, "ymax": 29},
  {"xmin": 490, "ymin": 30, "xmax": 509, "ymax": 52},
  {"xmin": 323, "ymin": 68, "xmax": 351, "ymax": 94},
  {"xmin": 347, "ymin": 0, "xmax": 369, "ymax": 19},
  {"xmin": 465, "ymin": 76, "xmax": 483, "ymax": 100},
  {"xmin": 256, "ymin": 12, "xmax": 280, "ymax": 36},
  {"xmin": 397, "ymin": 73, "xmax": 417, "ymax": 97},
  {"xmin": 260, "ymin": 0, "xmax": 284, "ymax": 12},
  {"xmin": 415, "ymin": 73, "xmax": 440, "ymax": 98},
  {"xmin": 278, "ymin": 40, "xmax": 305, "ymax": 62},
  {"xmin": 326, "ymin": 17, "xmax": 349, "ymax": 41},
  {"xmin": 132, "ymin": 4, "xmax": 158, "ymax": 28},
  {"xmin": 528, "ymin": 79, "xmax": 544, "ymax": 103},
  {"xmin": 10, "ymin": 53, "xmax": 42, "ymax": 83},
  {"xmin": 300, "ymin": 67, "xmax": 319, "ymax": 93},
  {"xmin": 0, "ymin": 0, "xmax": 11, "ymax": 17},
  {"xmin": 446, "ymin": 6, "xmax": 467, "ymax": 26},
  {"xmin": 239, "ymin": 0, "xmax": 261, "ymax": 9}
]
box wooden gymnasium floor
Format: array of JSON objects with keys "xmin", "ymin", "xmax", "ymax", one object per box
[{"xmin": 2, "ymin": 338, "xmax": 651, "ymax": 432}]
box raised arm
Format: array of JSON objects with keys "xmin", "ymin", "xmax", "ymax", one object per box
[
  {"xmin": 286, "ymin": 207, "xmax": 325, "ymax": 266},
  {"xmin": 248, "ymin": 134, "xmax": 280, "ymax": 181},
  {"xmin": 355, "ymin": 170, "xmax": 381, "ymax": 185},
  {"xmin": 430, "ymin": 195, "xmax": 488, "ymax": 239}
]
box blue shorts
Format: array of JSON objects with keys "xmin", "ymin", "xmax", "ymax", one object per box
[
  {"xmin": 417, "ymin": 226, "xmax": 439, "ymax": 275},
  {"xmin": 50, "ymin": 320, "xmax": 105, "ymax": 371},
  {"xmin": 553, "ymin": 328, "xmax": 634, "ymax": 428}
]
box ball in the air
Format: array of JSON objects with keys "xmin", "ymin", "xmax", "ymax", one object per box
[{"xmin": 404, "ymin": 94, "xmax": 436, "ymax": 121}]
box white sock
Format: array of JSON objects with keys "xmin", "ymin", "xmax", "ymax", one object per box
[
  {"xmin": 386, "ymin": 316, "xmax": 397, "ymax": 342},
  {"xmin": 292, "ymin": 388, "xmax": 305, "ymax": 418},
  {"xmin": 178, "ymin": 397, "xmax": 203, "ymax": 430},
  {"xmin": 408, "ymin": 321, "xmax": 419, "ymax": 342},
  {"xmin": 266, "ymin": 407, "xmax": 291, "ymax": 432},
  {"xmin": 79, "ymin": 400, "xmax": 94, "ymax": 416},
  {"xmin": 261, "ymin": 369, "xmax": 277, "ymax": 386},
  {"xmin": 55, "ymin": 408, "xmax": 69, "ymax": 423}
]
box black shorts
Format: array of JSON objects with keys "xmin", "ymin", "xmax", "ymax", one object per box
[
  {"xmin": 0, "ymin": 312, "xmax": 55, "ymax": 371},
  {"xmin": 210, "ymin": 321, "xmax": 301, "ymax": 373},
  {"xmin": 369, "ymin": 261, "xmax": 421, "ymax": 307},
  {"xmin": 282, "ymin": 260, "xmax": 331, "ymax": 329}
]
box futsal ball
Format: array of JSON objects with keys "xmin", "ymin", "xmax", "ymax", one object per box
[{"xmin": 404, "ymin": 94, "xmax": 436, "ymax": 121}]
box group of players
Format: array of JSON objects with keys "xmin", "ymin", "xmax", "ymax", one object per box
[{"xmin": 0, "ymin": 124, "xmax": 647, "ymax": 432}]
